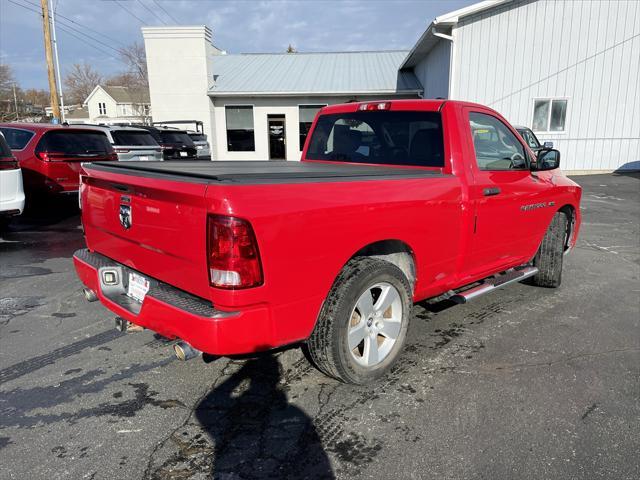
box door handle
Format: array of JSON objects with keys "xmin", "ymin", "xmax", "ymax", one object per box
[{"xmin": 483, "ymin": 187, "xmax": 501, "ymax": 196}]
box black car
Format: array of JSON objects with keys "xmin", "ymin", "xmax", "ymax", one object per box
[
  {"xmin": 515, "ymin": 125, "xmax": 554, "ymax": 154},
  {"xmin": 135, "ymin": 126, "xmax": 197, "ymax": 160}
]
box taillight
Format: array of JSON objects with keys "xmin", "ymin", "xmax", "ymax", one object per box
[
  {"xmin": 358, "ymin": 102, "xmax": 391, "ymax": 111},
  {"xmin": 0, "ymin": 156, "xmax": 18, "ymax": 170},
  {"xmin": 106, "ymin": 152, "xmax": 118, "ymax": 161},
  {"xmin": 207, "ymin": 215, "xmax": 263, "ymax": 289}
]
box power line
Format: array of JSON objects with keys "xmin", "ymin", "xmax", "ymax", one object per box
[
  {"xmin": 20, "ymin": 0, "xmax": 126, "ymax": 46},
  {"xmin": 114, "ymin": 0, "xmax": 147, "ymax": 25},
  {"xmin": 152, "ymin": 0, "xmax": 180, "ymax": 24},
  {"xmin": 7, "ymin": 0, "xmax": 122, "ymax": 62},
  {"xmin": 136, "ymin": 0, "xmax": 167, "ymax": 25}
]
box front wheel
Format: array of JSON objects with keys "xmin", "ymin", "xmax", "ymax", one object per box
[
  {"xmin": 530, "ymin": 212, "xmax": 568, "ymax": 288},
  {"xmin": 307, "ymin": 257, "xmax": 412, "ymax": 384}
]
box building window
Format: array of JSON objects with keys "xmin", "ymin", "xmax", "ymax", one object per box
[
  {"xmin": 299, "ymin": 105, "xmax": 326, "ymax": 150},
  {"xmin": 532, "ymin": 99, "xmax": 567, "ymax": 132},
  {"xmin": 226, "ymin": 106, "xmax": 255, "ymax": 151},
  {"xmin": 98, "ymin": 102, "xmax": 106, "ymax": 115}
]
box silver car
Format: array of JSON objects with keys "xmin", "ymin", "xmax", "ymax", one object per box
[
  {"xmin": 187, "ymin": 131, "xmax": 211, "ymax": 159},
  {"xmin": 93, "ymin": 126, "xmax": 163, "ymax": 161}
]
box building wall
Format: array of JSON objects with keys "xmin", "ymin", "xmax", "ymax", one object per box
[
  {"xmin": 414, "ymin": 40, "xmax": 450, "ymax": 99},
  {"xmin": 448, "ymin": 0, "xmax": 640, "ymax": 171},
  {"xmin": 142, "ymin": 26, "xmax": 220, "ymax": 146},
  {"xmin": 210, "ymin": 94, "xmax": 420, "ymax": 161}
]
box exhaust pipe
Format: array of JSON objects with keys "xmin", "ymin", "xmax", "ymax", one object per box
[
  {"xmin": 83, "ymin": 288, "xmax": 98, "ymax": 302},
  {"xmin": 174, "ymin": 341, "xmax": 201, "ymax": 361}
]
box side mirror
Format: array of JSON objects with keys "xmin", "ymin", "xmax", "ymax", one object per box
[
  {"xmin": 533, "ymin": 149, "xmax": 560, "ymax": 171},
  {"xmin": 543, "ymin": 141, "xmax": 554, "ymax": 149}
]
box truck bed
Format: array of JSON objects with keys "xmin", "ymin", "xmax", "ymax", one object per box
[{"xmin": 86, "ymin": 160, "xmax": 446, "ymax": 185}]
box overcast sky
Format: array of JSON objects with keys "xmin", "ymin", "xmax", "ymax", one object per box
[{"xmin": 1, "ymin": 0, "xmax": 476, "ymax": 90}]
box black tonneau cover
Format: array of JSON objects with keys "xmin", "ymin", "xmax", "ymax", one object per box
[{"xmin": 86, "ymin": 161, "xmax": 446, "ymax": 185}]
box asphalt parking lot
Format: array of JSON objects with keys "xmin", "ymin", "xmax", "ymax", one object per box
[{"xmin": 1, "ymin": 173, "xmax": 638, "ymax": 480}]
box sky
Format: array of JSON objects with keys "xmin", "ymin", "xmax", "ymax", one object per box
[{"xmin": 0, "ymin": 0, "xmax": 477, "ymax": 90}]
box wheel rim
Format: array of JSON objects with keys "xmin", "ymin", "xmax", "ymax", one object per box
[{"xmin": 348, "ymin": 282, "xmax": 403, "ymax": 368}]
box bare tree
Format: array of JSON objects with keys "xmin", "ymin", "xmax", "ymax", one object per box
[
  {"xmin": 117, "ymin": 42, "xmax": 148, "ymax": 86},
  {"xmin": 64, "ymin": 62, "xmax": 103, "ymax": 105},
  {"xmin": 0, "ymin": 64, "xmax": 15, "ymax": 100}
]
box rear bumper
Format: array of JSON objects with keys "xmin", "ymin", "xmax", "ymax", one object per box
[
  {"xmin": 0, "ymin": 168, "xmax": 25, "ymax": 215},
  {"xmin": 73, "ymin": 248, "xmax": 273, "ymax": 355}
]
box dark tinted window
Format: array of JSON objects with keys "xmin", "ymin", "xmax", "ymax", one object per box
[
  {"xmin": 306, "ymin": 110, "xmax": 444, "ymax": 167},
  {"xmin": 159, "ymin": 131, "xmax": 194, "ymax": 145},
  {"xmin": 226, "ymin": 106, "xmax": 255, "ymax": 151},
  {"xmin": 188, "ymin": 133, "xmax": 207, "ymax": 142},
  {"xmin": 36, "ymin": 130, "xmax": 112, "ymax": 155},
  {"xmin": 0, "ymin": 127, "xmax": 35, "ymax": 150},
  {"xmin": 469, "ymin": 112, "xmax": 527, "ymax": 171},
  {"xmin": 111, "ymin": 130, "xmax": 159, "ymax": 146},
  {"xmin": 0, "ymin": 133, "xmax": 13, "ymax": 158}
]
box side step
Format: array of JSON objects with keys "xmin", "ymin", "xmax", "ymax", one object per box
[{"xmin": 451, "ymin": 266, "xmax": 538, "ymax": 304}]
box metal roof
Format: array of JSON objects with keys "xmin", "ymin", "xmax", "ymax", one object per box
[
  {"xmin": 208, "ymin": 51, "xmax": 422, "ymax": 97},
  {"xmin": 400, "ymin": 0, "xmax": 513, "ymax": 69}
]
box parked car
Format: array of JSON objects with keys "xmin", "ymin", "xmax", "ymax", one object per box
[
  {"xmin": 135, "ymin": 126, "xmax": 197, "ymax": 160},
  {"xmin": 73, "ymin": 99, "xmax": 581, "ymax": 384},
  {"xmin": 0, "ymin": 123, "xmax": 116, "ymax": 195},
  {"xmin": 97, "ymin": 125, "xmax": 163, "ymax": 162},
  {"xmin": 0, "ymin": 130, "xmax": 25, "ymax": 227},
  {"xmin": 516, "ymin": 125, "xmax": 554, "ymax": 155},
  {"xmin": 187, "ymin": 131, "xmax": 211, "ymax": 159}
]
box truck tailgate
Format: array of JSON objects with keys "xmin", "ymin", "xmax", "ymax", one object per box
[{"xmin": 81, "ymin": 164, "xmax": 210, "ymax": 299}]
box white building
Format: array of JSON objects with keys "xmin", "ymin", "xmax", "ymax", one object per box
[
  {"xmin": 83, "ymin": 85, "xmax": 151, "ymax": 125},
  {"xmin": 404, "ymin": 0, "xmax": 640, "ymax": 172},
  {"xmin": 142, "ymin": 0, "xmax": 640, "ymax": 171}
]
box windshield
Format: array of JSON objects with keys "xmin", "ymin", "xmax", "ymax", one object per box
[
  {"xmin": 111, "ymin": 130, "xmax": 159, "ymax": 146},
  {"xmin": 0, "ymin": 127, "xmax": 35, "ymax": 150},
  {"xmin": 306, "ymin": 110, "xmax": 444, "ymax": 167},
  {"xmin": 36, "ymin": 130, "xmax": 112, "ymax": 155},
  {"xmin": 159, "ymin": 131, "xmax": 194, "ymax": 145}
]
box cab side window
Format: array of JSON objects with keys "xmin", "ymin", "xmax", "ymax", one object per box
[{"xmin": 469, "ymin": 112, "xmax": 528, "ymax": 171}]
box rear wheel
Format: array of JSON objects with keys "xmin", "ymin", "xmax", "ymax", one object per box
[
  {"xmin": 530, "ymin": 212, "xmax": 568, "ymax": 288},
  {"xmin": 307, "ymin": 257, "xmax": 412, "ymax": 384}
]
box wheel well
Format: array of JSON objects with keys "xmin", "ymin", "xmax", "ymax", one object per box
[
  {"xmin": 351, "ymin": 240, "xmax": 416, "ymax": 290},
  {"xmin": 558, "ymin": 204, "xmax": 576, "ymax": 250}
]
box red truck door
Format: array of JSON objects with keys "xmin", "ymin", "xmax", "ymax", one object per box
[{"xmin": 461, "ymin": 108, "xmax": 551, "ymax": 278}]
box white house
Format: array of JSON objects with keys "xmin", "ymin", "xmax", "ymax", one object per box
[
  {"xmin": 142, "ymin": 0, "xmax": 640, "ymax": 171},
  {"xmin": 83, "ymin": 85, "xmax": 151, "ymax": 125}
]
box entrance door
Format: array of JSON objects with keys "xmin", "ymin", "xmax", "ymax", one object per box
[{"xmin": 268, "ymin": 115, "xmax": 286, "ymax": 160}]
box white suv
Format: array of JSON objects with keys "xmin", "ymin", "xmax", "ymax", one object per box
[{"xmin": 0, "ymin": 130, "xmax": 25, "ymax": 227}]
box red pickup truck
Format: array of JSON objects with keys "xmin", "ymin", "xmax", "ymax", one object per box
[{"xmin": 73, "ymin": 100, "xmax": 581, "ymax": 384}]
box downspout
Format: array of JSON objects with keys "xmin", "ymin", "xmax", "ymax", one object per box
[{"xmin": 433, "ymin": 26, "xmax": 455, "ymax": 99}]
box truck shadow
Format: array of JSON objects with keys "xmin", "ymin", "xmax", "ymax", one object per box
[{"xmin": 195, "ymin": 354, "xmax": 334, "ymax": 479}]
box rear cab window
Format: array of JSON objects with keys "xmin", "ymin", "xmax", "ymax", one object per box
[
  {"xmin": 159, "ymin": 131, "xmax": 194, "ymax": 145},
  {"xmin": 468, "ymin": 112, "xmax": 528, "ymax": 171},
  {"xmin": 0, "ymin": 127, "xmax": 35, "ymax": 150},
  {"xmin": 306, "ymin": 110, "xmax": 445, "ymax": 167},
  {"xmin": 36, "ymin": 130, "xmax": 113, "ymax": 156},
  {"xmin": 111, "ymin": 130, "xmax": 159, "ymax": 146}
]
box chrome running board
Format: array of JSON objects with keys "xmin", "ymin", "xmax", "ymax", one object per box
[{"xmin": 451, "ymin": 266, "xmax": 539, "ymax": 304}]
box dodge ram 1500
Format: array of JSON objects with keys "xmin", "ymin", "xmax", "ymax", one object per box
[{"xmin": 73, "ymin": 100, "xmax": 582, "ymax": 384}]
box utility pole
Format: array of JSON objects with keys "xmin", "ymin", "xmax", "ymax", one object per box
[
  {"xmin": 12, "ymin": 83, "xmax": 19, "ymax": 121},
  {"xmin": 40, "ymin": 0, "xmax": 61, "ymax": 122},
  {"xmin": 49, "ymin": 0, "xmax": 65, "ymax": 123}
]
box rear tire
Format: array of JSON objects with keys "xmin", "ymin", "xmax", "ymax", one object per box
[
  {"xmin": 530, "ymin": 212, "xmax": 568, "ymax": 288},
  {"xmin": 307, "ymin": 257, "xmax": 412, "ymax": 384}
]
